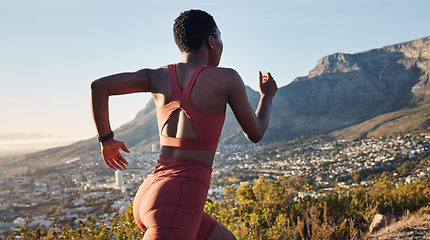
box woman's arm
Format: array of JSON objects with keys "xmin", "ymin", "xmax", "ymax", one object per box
[
  {"xmin": 90, "ymin": 69, "xmax": 151, "ymax": 170},
  {"xmin": 228, "ymin": 71, "xmax": 277, "ymax": 143}
]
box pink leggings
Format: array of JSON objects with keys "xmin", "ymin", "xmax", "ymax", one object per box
[{"xmin": 133, "ymin": 156, "xmax": 216, "ymax": 240}]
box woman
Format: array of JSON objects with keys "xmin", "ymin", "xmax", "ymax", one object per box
[{"xmin": 91, "ymin": 9, "xmax": 277, "ymax": 240}]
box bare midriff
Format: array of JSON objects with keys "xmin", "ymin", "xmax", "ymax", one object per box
[{"xmin": 159, "ymin": 146, "xmax": 216, "ymax": 167}]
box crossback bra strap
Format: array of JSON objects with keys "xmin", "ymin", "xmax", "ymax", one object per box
[
  {"xmin": 183, "ymin": 65, "xmax": 208, "ymax": 94},
  {"xmin": 169, "ymin": 64, "xmax": 208, "ymax": 93},
  {"xmin": 169, "ymin": 64, "xmax": 181, "ymax": 97}
]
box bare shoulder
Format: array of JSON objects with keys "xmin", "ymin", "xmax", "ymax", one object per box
[
  {"xmin": 137, "ymin": 65, "xmax": 169, "ymax": 77},
  {"xmin": 207, "ymin": 66, "xmax": 239, "ymax": 76},
  {"xmin": 138, "ymin": 65, "xmax": 170, "ymax": 92},
  {"xmin": 204, "ymin": 67, "xmax": 243, "ymax": 86}
]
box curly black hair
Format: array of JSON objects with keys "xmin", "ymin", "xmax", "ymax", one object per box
[{"xmin": 173, "ymin": 9, "xmax": 218, "ymax": 52}]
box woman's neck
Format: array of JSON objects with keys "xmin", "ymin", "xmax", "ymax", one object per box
[{"xmin": 181, "ymin": 51, "xmax": 208, "ymax": 66}]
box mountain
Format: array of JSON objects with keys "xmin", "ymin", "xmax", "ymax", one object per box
[
  {"xmin": 267, "ymin": 36, "xmax": 430, "ymax": 140},
  {"xmin": 28, "ymin": 36, "xmax": 430, "ymax": 159}
]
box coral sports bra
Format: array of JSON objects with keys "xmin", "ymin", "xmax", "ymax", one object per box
[{"xmin": 156, "ymin": 64, "xmax": 226, "ymax": 151}]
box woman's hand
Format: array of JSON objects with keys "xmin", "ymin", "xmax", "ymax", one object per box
[
  {"xmin": 100, "ymin": 139, "xmax": 130, "ymax": 170},
  {"xmin": 259, "ymin": 71, "xmax": 277, "ymax": 98}
]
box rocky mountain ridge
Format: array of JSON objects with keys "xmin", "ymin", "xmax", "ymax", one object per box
[{"xmin": 268, "ymin": 36, "xmax": 430, "ymax": 141}]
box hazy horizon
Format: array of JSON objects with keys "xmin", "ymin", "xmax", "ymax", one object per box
[{"xmin": 0, "ymin": 133, "xmax": 85, "ymax": 157}]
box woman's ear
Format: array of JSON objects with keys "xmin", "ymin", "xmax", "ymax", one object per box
[{"xmin": 207, "ymin": 35, "xmax": 214, "ymax": 50}]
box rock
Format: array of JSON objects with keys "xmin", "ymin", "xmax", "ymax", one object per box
[{"xmin": 369, "ymin": 214, "xmax": 390, "ymax": 233}]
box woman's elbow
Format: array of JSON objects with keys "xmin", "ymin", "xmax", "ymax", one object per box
[
  {"xmin": 246, "ymin": 133, "xmax": 263, "ymax": 143},
  {"xmin": 90, "ymin": 79, "xmax": 107, "ymax": 96},
  {"xmin": 90, "ymin": 79, "xmax": 101, "ymax": 92}
]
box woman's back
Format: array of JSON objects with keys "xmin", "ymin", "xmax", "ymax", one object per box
[
  {"xmin": 151, "ymin": 63, "xmax": 229, "ymax": 115},
  {"xmin": 150, "ymin": 63, "xmax": 234, "ymax": 166}
]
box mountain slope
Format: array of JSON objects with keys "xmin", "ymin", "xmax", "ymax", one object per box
[
  {"xmin": 330, "ymin": 103, "xmax": 430, "ymax": 139},
  {"xmin": 28, "ymin": 36, "xmax": 430, "ymax": 159}
]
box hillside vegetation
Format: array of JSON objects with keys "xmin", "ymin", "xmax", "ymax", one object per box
[{"xmin": 7, "ymin": 176, "xmax": 430, "ymax": 239}]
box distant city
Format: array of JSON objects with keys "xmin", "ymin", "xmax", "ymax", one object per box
[{"xmin": 1, "ymin": 133, "xmax": 430, "ymax": 237}]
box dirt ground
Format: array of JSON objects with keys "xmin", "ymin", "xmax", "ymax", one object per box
[{"xmin": 367, "ymin": 214, "xmax": 430, "ymax": 240}]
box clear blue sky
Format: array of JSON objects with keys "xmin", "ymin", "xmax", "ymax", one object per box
[{"xmin": 0, "ymin": 0, "xmax": 429, "ymax": 154}]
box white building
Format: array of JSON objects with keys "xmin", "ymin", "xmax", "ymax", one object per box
[
  {"xmin": 152, "ymin": 144, "xmax": 159, "ymax": 153},
  {"xmin": 13, "ymin": 217, "xmax": 26, "ymax": 227},
  {"xmin": 115, "ymin": 170, "xmax": 123, "ymax": 190}
]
